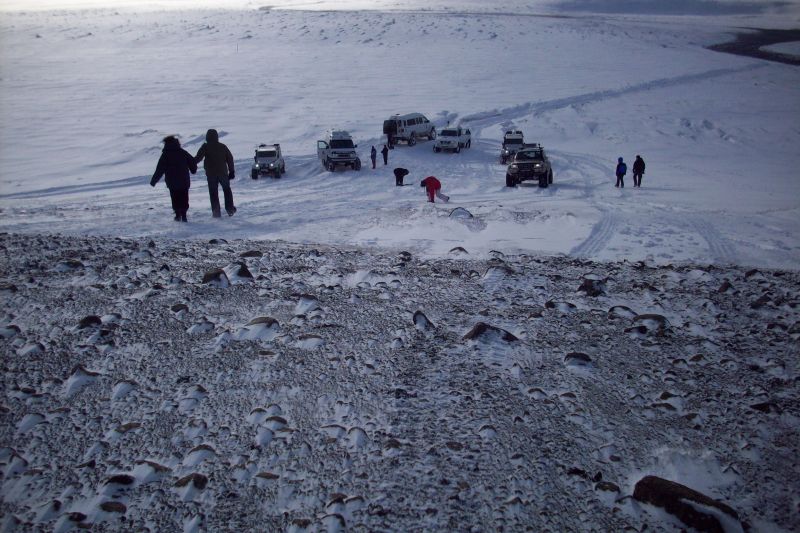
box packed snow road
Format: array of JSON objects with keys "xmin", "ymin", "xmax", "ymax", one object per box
[
  {"xmin": 0, "ymin": 7, "xmax": 799, "ymax": 269},
  {"xmin": 1, "ymin": 233, "xmax": 798, "ymax": 531}
]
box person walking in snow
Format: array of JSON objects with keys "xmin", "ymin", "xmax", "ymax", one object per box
[
  {"xmin": 381, "ymin": 144, "xmax": 389, "ymax": 166},
  {"xmin": 394, "ymin": 167, "xmax": 409, "ymax": 186},
  {"xmin": 370, "ymin": 146, "xmax": 377, "ymax": 169},
  {"xmin": 615, "ymin": 157, "xmax": 627, "ymax": 188},
  {"xmin": 150, "ymin": 135, "xmax": 197, "ymax": 222},
  {"xmin": 420, "ymin": 175, "xmax": 441, "ymax": 203},
  {"xmin": 195, "ymin": 128, "xmax": 237, "ymax": 218},
  {"xmin": 632, "ymin": 155, "xmax": 646, "ymax": 187}
]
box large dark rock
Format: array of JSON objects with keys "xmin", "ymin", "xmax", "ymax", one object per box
[
  {"xmin": 202, "ymin": 268, "xmax": 230, "ymax": 288},
  {"xmin": 463, "ymin": 322, "xmax": 518, "ymax": 342},
  {"xmin": 578, "ymin": 277, "xmax": 606, "ymax": 297},
  {"xmin": 633, "ymin": 475, "xmax": 740, "ymax": 533}
]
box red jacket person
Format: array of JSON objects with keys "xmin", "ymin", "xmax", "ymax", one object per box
[{"xmin": 420, "ymin": 176, "xmax": 441, "ymax": 203}]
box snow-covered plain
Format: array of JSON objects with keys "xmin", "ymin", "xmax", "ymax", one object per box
[
  {"xmin": 1, "ymin": 1, "xmax": 800, "ymax": 267},
  {"xmin": 1, "ymin": 1, "xmax": 800, "ymax": 531}
]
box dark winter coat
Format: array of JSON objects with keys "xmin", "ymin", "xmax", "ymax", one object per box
[
  {"xmin": 195, "ymin": 129, "xmax": 235, "ymax": 179},
  {"xmin": 381, "ymin": 145, "xmax": 389, "ymax": 157},
  {"xmin": 151, "ymin": 137, "xmax": 197, "ymax": 190},
  {"xmin": 633, "ymin": 156, "xmax": 645, "ymax": 175},
  {"xmin": 393, "ymin": 168, "xmax": 409, "ymax": 179},
  {"xmin": 371, "ymin": 147, "xmax": 377, "ymax": 160},
  {"xmin": 616, "ymin": 162, "xmax": 627, "ymax": 177}
]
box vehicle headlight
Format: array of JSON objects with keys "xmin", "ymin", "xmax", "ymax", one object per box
[
  {"xmin": 534, "ymin": 163, "xmax": 543, "ymax": 170},
  {"xmin": 254, "ymin": 164, "xmax": 260, "ymax": 169},
  {"xmin": 503, "ymin": 149, "xmax": 510, "ymax": 155},
  {"xmin": 508, "ymin": 165, "xmax": 519, "ymax": 175},
  {"xmin": 268, "ymin": 163, "xmax": 275, "ymax": 168}
]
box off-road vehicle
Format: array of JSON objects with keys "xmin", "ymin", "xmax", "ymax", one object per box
[
  {"xmin": 500, "ymin": 130, "xmax": 524, "ymax": 164},
  {"xmin": 317, "ymin": 131, "xmax": 361, "ymax": 172},
  {"xmin": 505, "ymin": 143, "xmax": 554, "ymax": 188},
  {"xmin": 251, "ymin": 143, "xmax": 285, "ymax": 179},
  {"xmin": 433, "ymin": 126, "xmax": 471, "ymax": 153},
  {"xmin": 383, "ymin": 113, "xmax": 436, "ymax": 147}
]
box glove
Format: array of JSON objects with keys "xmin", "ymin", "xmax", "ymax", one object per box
[{"xmin": 229, "ymin": 172, "xmax": 235, "ymax": 181}]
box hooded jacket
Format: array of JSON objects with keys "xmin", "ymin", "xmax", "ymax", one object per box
[
  {"xmin": 195, "ymin": 129, "xmax": 235, "ymax": 178},
  {"xmin": 633, "ymin": 156, "xmax": 645, "ymax": 174},
  {"xmin": 151, "ymin": 137, "xmax": 197, "ymax": 190}
]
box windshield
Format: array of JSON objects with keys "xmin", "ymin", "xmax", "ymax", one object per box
[
  {"xmin": 515, "ymin": 150, "xmax": 543, "ymax": 161},
  {"xmin": 257, "ymin": 150, "xmax": 276, "ymax": 158},
  {"xmin": 504, "ymin": 138, "xmax": 523, "ymax": 145},
  {"xmin": 330, "ymin": 139, "xmax": 354, "ymax": 149},
  {"xmin": 440, "ymin": 130, "xmax": 458, "ymax": 137}
]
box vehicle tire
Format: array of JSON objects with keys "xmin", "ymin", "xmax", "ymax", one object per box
[
  {"xmin": 408, "ymin": 133, "xmax": 416, "ymax": 147},
  {"xmin": 501, "ymin": 156, "xmax": 506, "ymax": 165},
  {"xmin": 548, "ymin": 171, "xmax": 553, "ymax": 184},
  {"xmin": 506, "ymin": 174, "xmax": 516, "ymax": 187},
  {"xmin": 326, "ymin": 159, "xmax": 335, "ymax": 172},
  {"xmin": 354, "ymin": 159, "xmax": 361, "ymax": 171},
  {"xmin": 466, "ymin": 140, "xmax": 471, "ymax": 148},
  {"xmin": 455, "ymin": 145, "xmax": 461, "ymax": 154},
  {"xmin": 429, "ymin": 129, "xmax": 436, "ymax": 140},
  {"xmin": 434, "ymin": 146, "xmax": 441, "ymax": 153},
  {"xmin": 538, "ymin": 175, "xmax": 548, "ymax": 188},
  {"xmin": 251, "ymin": 170, "xmax": 258, "ymax": 180}
]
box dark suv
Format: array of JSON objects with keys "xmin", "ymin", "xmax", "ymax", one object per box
[{"xmin": 505, "ymin": 144, "xmax": 553, "ymax": 188}]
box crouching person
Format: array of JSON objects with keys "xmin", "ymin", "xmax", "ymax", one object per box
[
  {"xmin": 420, "ymin": 175, "xmax": 441, "ymax": 202},
  {"xmin": 150, "ymin": 135, "xmax": 197, "ymax": 222}
]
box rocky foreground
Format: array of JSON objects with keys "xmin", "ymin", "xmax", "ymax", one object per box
[{"xmin": 0, "ymin": 232, "xmax": 798, "ymax": 532}]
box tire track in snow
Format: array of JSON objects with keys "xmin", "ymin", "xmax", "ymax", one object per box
[
  {"xmin": 684, "ymin": 215, "xmax": 738, "ymax": 264},
  {"xmin": 461, "ymin": 64, "xmax": 765, "ymax": 129},
  {"xmin": 569, "ymin": 209, "xmax": 620, "ymax": 257}
]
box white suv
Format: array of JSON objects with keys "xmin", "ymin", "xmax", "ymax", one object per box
[
  {"xmin": 383, "ymin": 113, "xmax": 436, "ymax": 147},
  {"xmin": 317, "ymin": 131, "xmax": 361, "ymax": 172},
  {"xmin": 433, "ymin": 126, "xmax": 471, "ymax": 153}
]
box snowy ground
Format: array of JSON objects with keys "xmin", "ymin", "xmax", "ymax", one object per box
[
  {"xmin": 1, "ymin": 232, "xmax": 798, "ymax": 531},
  {"xmin": 1, "ymin": 3, "xmax": 800, "ymax": 268},
  {"xmin": 1, "ymin": 1, "xmax": 800, "ymax": 531}
]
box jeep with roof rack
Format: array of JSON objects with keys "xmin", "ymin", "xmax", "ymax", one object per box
[
  {"xmin": 317, "ymin": 131, "xmax": 361, "ymax": 172},
  {"xmin": 251, "ymin": 143, "xmax": 285, "ymax": 179},
  {"xmin": 505, "ymin": 143, "xmax": 553, "ymax": 188}
]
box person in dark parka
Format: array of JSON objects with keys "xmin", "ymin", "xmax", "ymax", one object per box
[
  {"xmin": 394, "ymin": 167, "xmax": 409, "ymax": 186},
  {"xmin": 370, "ymin": 146, "xmax": 377, "ymax": 169},
  {"xmin": 615, "ymin": 157, "xmax": 627, "ymax": 188},
  {"xmin": 195, "ymin": 128, "xmax": 236, "ymax": 217},
  {"xmin": 381, "ymin": 144, "xmax": 389, "ymax": 165},
  {"xmin": 632, "ymin": 155, "xmax": 646, "ymax": 187},
  {"xmin": 150, "ymin": 135, "xmax": 197, "ymax": 222}
]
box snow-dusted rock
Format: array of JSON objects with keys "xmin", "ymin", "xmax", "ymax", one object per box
[{"xmin": 633, "ymin": 475, "xmax": 742, "ymax": 532}]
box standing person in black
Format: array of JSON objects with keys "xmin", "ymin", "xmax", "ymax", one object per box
[
  {"xmin": 195, "ymin": 128, "xmax": 236, "ymax": 218},
  {"xmin": 381, "ymin": 144, "xmax": 389, "ymax": 166},
  {"xmin": 615, "ymin": 157, "xmax": 627, "ymax": 188},
  {"xmin": 632, "ymin": 155, "xmax": 646, "ymax": 187},
  {"xmin": 370, "ymin": 146, "xmax": 377, "ymax": 169},
  {"xmin": 150, "ymin": 136, "xmax": 197, "ymax": 222}
]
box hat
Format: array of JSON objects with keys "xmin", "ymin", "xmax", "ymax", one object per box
[{"xmin": 618, "ymin": 157, "xmax": 623, "ymax": 163}]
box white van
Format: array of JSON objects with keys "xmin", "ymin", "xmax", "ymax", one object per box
[{"xmin": 383, "ymin": 113, "xmax": 436, "ymax": 147}]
